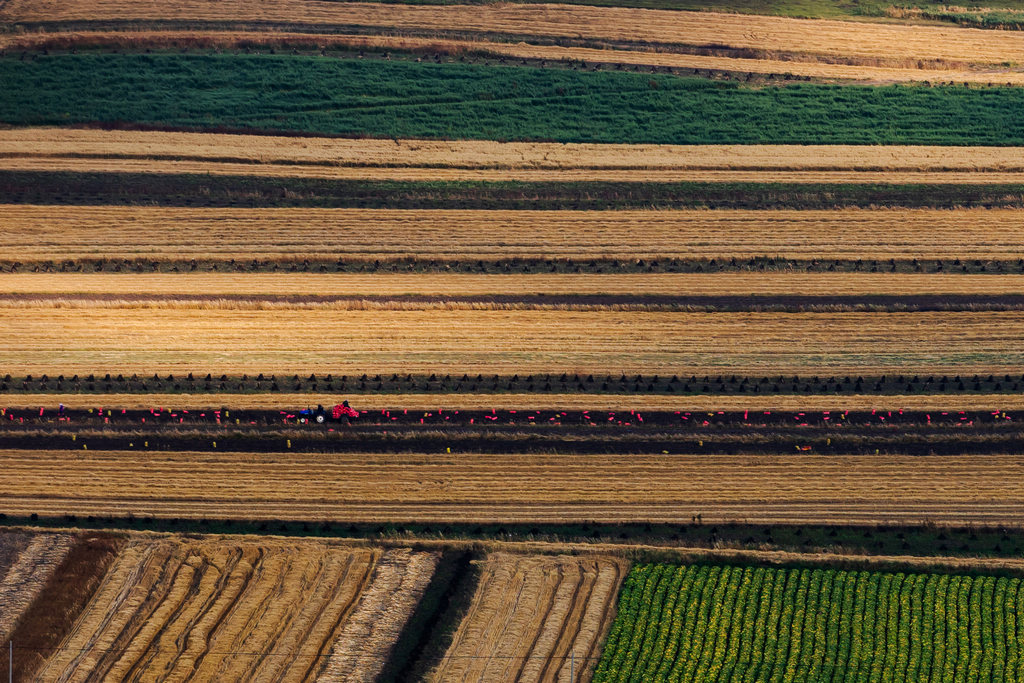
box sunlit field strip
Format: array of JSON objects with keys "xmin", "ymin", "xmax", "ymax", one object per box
[
  {"xmin": 11, "ymin": 156, "xmax": 1024, "ymax": 183},
  {"xmin": 5, "ymin": 2, "xmax": 1024, "ymax": 64},
  {"xmin": 8, "ymin": 129, "xmax": 1024, "ymax": 172},
  {"xmin": 5, "ymin": 207, "xmax": 1024, "ymax": 261},
  {"xmin": 1, "ymin": 308, "xmax": 1023, "ymax": 375},
  {"xmin": 4, "ymin": 451, "xmax": 1024, "ymax": 525}
]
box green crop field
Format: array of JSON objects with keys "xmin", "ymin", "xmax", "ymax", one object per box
[
  {"xmin": 594, "ymin": 562, "xmax": 1024, "ymax": 682},
  {"xmin": 5, "ymin": 55, "xmax": 1024, "ymax": 144}
]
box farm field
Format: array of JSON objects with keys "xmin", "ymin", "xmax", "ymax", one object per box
[
  {"xmin": 11, "ymin": 129, "xmax": 1024, "ymax": 173},
  {"xmin": 6, "ymin": 392, "xmax": 1024, "ymax": 411},
  {"xmin": 6, "ymin": 2, "xmax": 1024, "ymax": 66},
  {"xmin": 9, "ymin": 56, "xmax": 1024, "ymax": 145},
  {"xmin": 4, "ymin": 206, "xmax": 1024, "ymax": 262},
  {"xmin": 3, "ymin": 306, "xmax": 1024, "ymax": 375},
  {"xmin": 9, "ymin": 30, "xmax": 1024, "ymax": 86},
  {"xmin": 9, "ymin": 272, "xmax": 1024, "ymax": 298},
  {"xmin": 433, "ymin": 553, "xmax": 626, "ymax": 682},
  {"xmin": 6, "ymin": 0, "xmax": 1024, "ymax": 678},
  {"xmin": 595, "ymin": 562, "xmax": 1024, "ymax": 682},
  {"xmin": 12, "ymin": 31, "xmax": 1024, "ymax": 87},
  {"xmin": 15, "ymin": 155, "xmax": 1024, "ymax": 184},
  {"xmin": 0, "ymin": 531, "xmax": 76, "ymax": 644},
  {"xmin": 32, "ymin": 537, "xmax": 439, "ymax": 681},
  {"xmin": 5, "ymin": 450, "xmax": 1024, "ymax": 525}
]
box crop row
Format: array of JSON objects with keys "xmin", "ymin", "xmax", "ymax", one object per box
[
  {"xmin": 7, "ymin": 55, "xmax": 1024, "ymax": 145},
  {"xmin": 595, "ymin": 563, "xmax": 1024, "ymax": 682},
  {"xmin": 3, "ymin": 406, "xmax": 1019, "ymax": 427},
  {"xmin": 3, "ymin": 372, "xmax": 1024, "ymax": 395}
]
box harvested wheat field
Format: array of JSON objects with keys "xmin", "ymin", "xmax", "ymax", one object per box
[
  {"xmin": 8, "ymin": 392, "xmax": 1024, "ymax": 412},
  {"xmin": 4, "ymin": 450, "xmax": 1024, "ymax": 526},
  {"xmin": 0, "ymin": 531, "xmax": 76, "ymax": 644},
  {"xmin": 9, "ymin": 129, "xmax": 1024, "ymax": 173},
  {"xmin": 34, "ymin": 537, "xmax": 438, "ymax": 682},
  {"xmin": 10, "ymin": 155, "xmax": 1024, "ymax": 184},
  {"xmin": 2, "ymin": 306, "xmax": 1023, "ymax": 375},
  {"xmin": 5, "ymin": 2, "xmax": 1024, "ymax": 65},
  {"xmin": 8, "ymin": 272, "xmax": 1024, "ymax": 298},
  {"xmin": 432, "ymin": 553, "xmax": 626, "ymax": 683},
  {"xmin": 14, "ymin": 155, "xmax": 1024, "ymax": 183},
  {"xmin": 4, "ymin": 207, "xmax": 1024, "ymax": 262}
]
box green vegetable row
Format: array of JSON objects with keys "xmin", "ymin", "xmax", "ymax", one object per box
[{"xmin": 594, "ymin": 563, "xmax": 1024, "ymax": 682}]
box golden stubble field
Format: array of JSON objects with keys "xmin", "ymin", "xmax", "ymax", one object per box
[
  {"xmin": 0, "ymin": 531, "xmax": 77, "ymax": 645},
  {"xmin": 14, "ymin": 155, "xmax": 1024, "ymax": 183},
  {"xmin": 433, "ymin": 553, "xmax": 627, "ymax": 683},
  {"xmin": 7, "ymin": 271, "xmax": 1024, "ymax": 297},
  {"xmin": 34, "ymin": 537, "xmax": 439, "ymax": 682},
  {"xmin": 5, "ymin": 206, "xmax": 1024, "ymax": 261},
  {"xmin": 2, "ymin": 306, "xmax": 1023, "ymax": 375},
  {"xmin": 8, "ymin": 129, "xmax": 1024, "ymax": 172},
  {"xmin": 4, "ymin": 451, "xmax": 1024, "ymax": 525},
  {"xmin": 6, "ymin": 1, "xmax": 1024, "ymax": 64}
]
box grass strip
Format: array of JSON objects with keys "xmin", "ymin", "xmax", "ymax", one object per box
[{"xmin": 5, "ymin": 55, "xmax": 1024, "ymax": 145}]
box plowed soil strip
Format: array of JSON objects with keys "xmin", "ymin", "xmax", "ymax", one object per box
[
  {"xmin": 3, "ymin": 451, "xmax": 1024, "ymax": 525},
  {"xmin": 4, "ymin": 206, "xmax": 1024, "ymax": 261},
  {"xmin": 432, "ymin": 553, "xmax": 626, "ymax": 683},
  {"xmin": 34, "ymin": 537, "xmax": 439, "ymax": 682},
  {"xmin": 3, "ymin": 307, "xmax": 1023, "ymax": 375},
  {"xmin": 4, "ymin": 2, "xmax": 1024, "ymax": 65},
  {"xmin": 8, "ymin": 129, "xmax": 1024, "ymax": 173}
]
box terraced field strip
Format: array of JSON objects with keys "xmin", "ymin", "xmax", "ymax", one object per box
[
  {"xmin": 3, "ymin": 30, "xmax": 1024, "ymax": 85},
  {"xmin": 595, "ymin": 562, "xmax": 1024, "ymax": 682},
  {"xmin": 6, "ymin": 392, "xmax": 1024, "ymax": 411},
  {"xmin": 433, "ymin": 553, "xmax": 626, "ymax": 682},
  {"xmin": 4, "ymin": 451, "xmax": 1024, "ymax": 525},
  {"xmin": 3, "ymin": 306, "xmax": 1024, "ymax": 375},
  {"xmin": 5, "ymin": 206, "xmax": 1024, "ymax": 261},
  {"xmin": 8, "ymin": 272, "xmax": 1024, "ymax": 297},
  {"xmin": 5, "ymin": 1, "xmax": 1024, "ymax": 65},
  {"xmin": 13, "ymin": 155, "xmax": 1024, "ymax": 183},
  {"xmin": 10, "ymin": 129, "xmax": 1024, "ymax": 172},
  {"xmin": 35, "ymin": 537, "xmax": 439, "ymax": 681},
  {"xmin": 0, "ymin": 531, "xmax": 76, "ymax": 643}
]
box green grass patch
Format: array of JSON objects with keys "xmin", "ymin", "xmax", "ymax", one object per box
[
  {"xmin": 594, "ymin": 562, "xmax": 1024, "ymax": 682},
  {"xmin": 4, "ymin": 54, "xmax": 1024, "ymax": 144}
]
